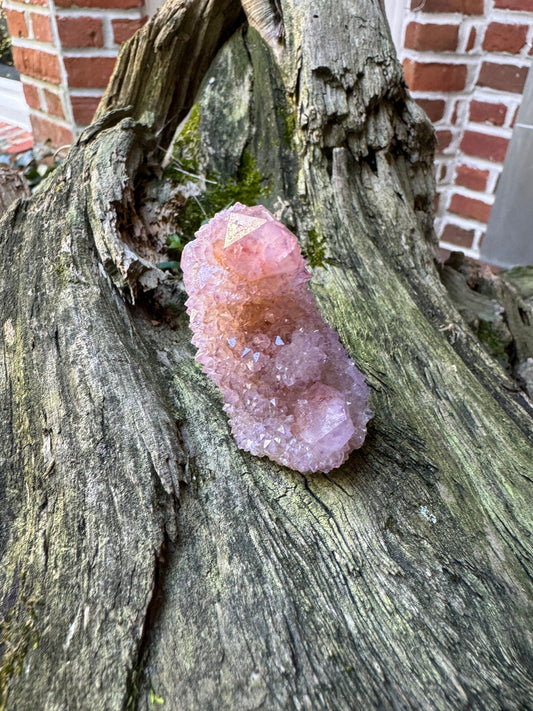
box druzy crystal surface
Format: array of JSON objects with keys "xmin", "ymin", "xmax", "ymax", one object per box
[{"xmin": 181, "ymin": 203, "xmax": 372, "ymax": 473}]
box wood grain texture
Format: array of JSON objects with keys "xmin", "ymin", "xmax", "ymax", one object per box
[
  {"xmin": 0, "ymin": 124, "xmax": 186, "ymax": 710},
  {"xmin": 95, "ymin": 0, "xmax": 246, "ymax": 151},
  {"xmin": 1, "ymin": 1, "xmax": 532, "ymax": 709},
  {"xmin": 0, "ymin": 168, "xmax": 29, "ymax": 217}
]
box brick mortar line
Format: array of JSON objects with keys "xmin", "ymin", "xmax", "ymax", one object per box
[
  {"xmin": 69, "ymin": 88, "xmax": 105, "ymax": 96},
  {"xmin": 61, "ymin": 48, "xmax": 120, "ymax": 56},
  {"xmin": 407, "ymin": 12, "xmax": 533, "ymax": 20},
  {"xmin": 460, "ymin": 113, "xmax": 517, "ymax": 133},
  {"xmin": 3, "ymin": 2, "xmax": 50, "ymax": 15},
  {"xmin": 439, "ymin": 214, "xmax": 490, "ymax": 231},
  {"xmin": 19, "ymin": 71, "xmax": 69, "ymax": 92},
  {"xmin": 26, "ymin": 105, "xmax": 73, "ymax": 129},
  {"xmin": 410, "ymin": 89, "xmax": 490, "ymax": 96},
  {"xmin": 55, "ymin": 7, "xmax": 145, "ymax": 18},
  {"xmin": 406, "ymin": 6, "xmax": 533, "ymax": 17},
  {"xmin": 444, "ymin": 153, "xmax": 506, "ymax": 170},
  {"xmin": 406, "ymin": 17, "xmax": 476, "ymax": 24},
  {"xmin": 410, "ymin": 88, "xmax": 526, "ymax": 103},
  {"xmin": 486, "ymin": 171, "xmax": 500, "ymax": 194},
  {"xmin": 464, "ymin": 121, "xmax": 513, "ymax": 136},
  {"xmin": 450, "ymin": 156, "xmax": 505, "ymax": 172},
  {"xmin": 464, "ymin": 87, "xmax": 523, "ymax": 101},
  {"xmin": 3, "ymin": 0, "xmax": 143, "ymax": 20},
  {"xmin": 11, "ymin": 37, "xmax": 59, "ymax": 53},
  {"xmin": 403, "ymin": 51, "xmax": 482, "ymax": 64},
  {"xmin": 412, "ymin": 91, "xmax": 527, "ymax": 109},
  {"xmin": 102, "ymin": 16, "xmax": 114, "ymax": 48},
  {"xmin": 20, "ymin": 78, "xmax": 62, "ymax": 97},
  {"xmin": 404, "ymin": 14, "xmax": 533, "ymax": 24},
  {"xmin": 441, "ymin": 226, "xmax": 484, "ymax": 239},
  {"xmin": 402, "ymin": 49, "xmax": 533, "ymax": 64},
  {"xmin": 440, "ymin": 150, "xmax": 506, "ymax": 167},
  {"xmin": 11, "ymin": 32, "xmax": 119, "ymax": 55},
  {"xmin": 457, "ymin": 21, "xmax": 480, "ymax": 53},
  {"xmin": 441, "ymin": 184, "xmax": 496, "ymax": 202},
  {"xmin": 439, "ymin": 240, "xmax": 480, "ymax": 258},
  {"xmin": 46, "ymin": 0, "xmax": 76, "ymax": 131}
]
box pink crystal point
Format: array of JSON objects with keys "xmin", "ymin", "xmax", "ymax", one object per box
[{"xmin": 181, "ymin": 203, "xmax": 372, "ymax": 473}]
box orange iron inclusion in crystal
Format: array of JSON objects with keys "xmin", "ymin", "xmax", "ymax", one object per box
[{"xmin": 181, "ymin": 203, "xmax": 372, "ymax": 473}]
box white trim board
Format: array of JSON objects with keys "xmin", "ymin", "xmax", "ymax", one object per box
[
  {"xmin": 0, "ymin": 77, "xmax": 31, "ymax": 131},
  {"xmin": 384, "ymin": 0, "xmax": 408, "ymax": 51}
]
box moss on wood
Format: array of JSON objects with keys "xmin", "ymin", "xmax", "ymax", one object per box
[{"xmin": 0, "ymin": 2, "xmax": 532, "ymax": 710}]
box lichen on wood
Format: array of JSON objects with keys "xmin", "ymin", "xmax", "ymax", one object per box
[{"xmin": 1, "ymin": 1, "xmax": 532, "ymax": 709}]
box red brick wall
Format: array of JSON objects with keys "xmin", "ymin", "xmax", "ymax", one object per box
[
  {"xmin": 3, "ymin": 0, "xmax": 147, "ymax": 146},
  {"xmin": 400, "ymin": 0, "xmax": 533, "ymax": 257}
]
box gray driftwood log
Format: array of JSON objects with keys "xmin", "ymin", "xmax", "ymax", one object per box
[{"xmin": 1, "ymin": 1, "xmax": 532, "ymax": 709}]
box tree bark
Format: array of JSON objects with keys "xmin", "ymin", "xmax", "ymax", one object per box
[
  {"xmin": 0, "ymin": 167, "xmax": 29, "ymax": 217},
  {"xmin": 1, "ymin": 1, "xmax": 532, "ymax": 710}
]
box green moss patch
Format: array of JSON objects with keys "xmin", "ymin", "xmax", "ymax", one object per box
[{"xmin": 164, "ymin": 104, "xmax": 268, "ymax": 263}]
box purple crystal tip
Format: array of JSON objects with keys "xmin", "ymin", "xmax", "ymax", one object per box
[{"xmin": 181, "ymin": 203, "xmax": 372, "ymax": 473}]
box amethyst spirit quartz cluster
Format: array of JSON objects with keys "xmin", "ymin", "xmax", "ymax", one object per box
[{"xmin": 180, "ymin": 203, "xmax": 372, "ymax": 474}]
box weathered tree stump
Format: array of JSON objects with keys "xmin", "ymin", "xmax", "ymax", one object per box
[{"xmin": 1, "ymin": 1, "xmax": 531, "ymax": 709}]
